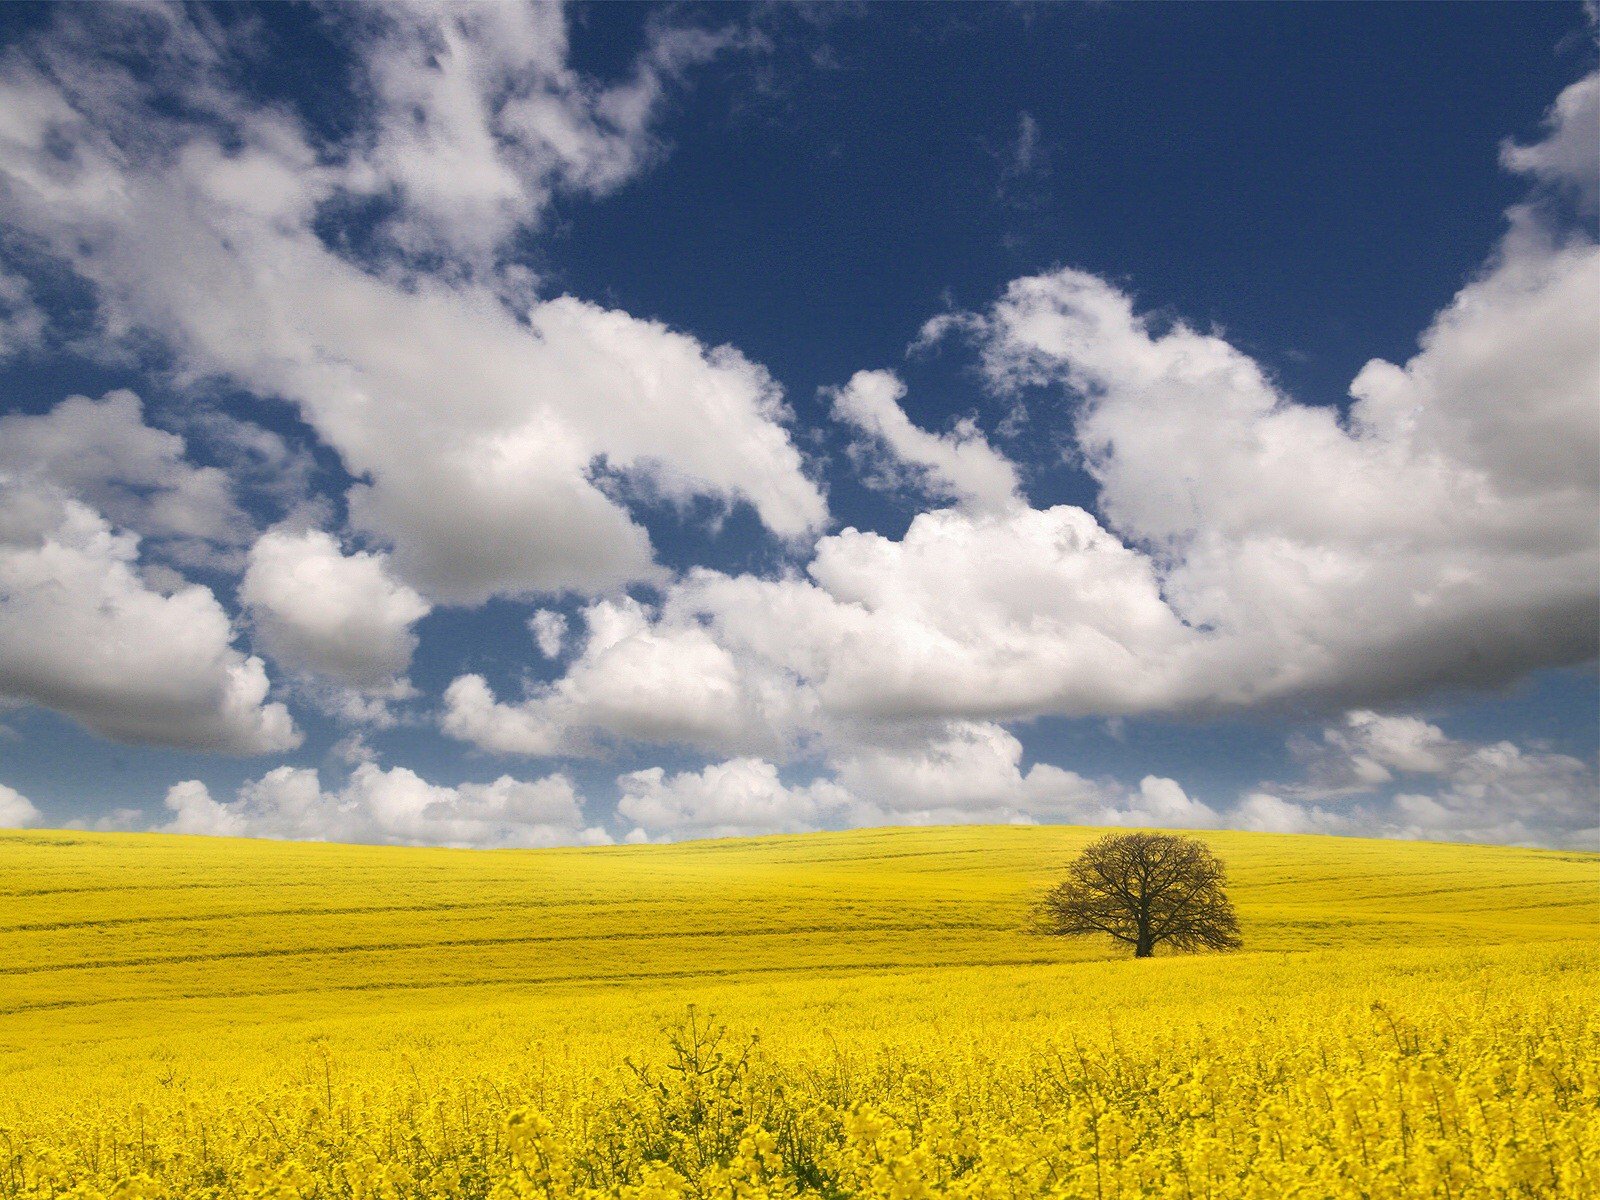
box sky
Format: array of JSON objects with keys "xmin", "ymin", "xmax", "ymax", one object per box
[{"xmin": 0, "ymin": 1, "xmax": 1595, "ymax": 850}]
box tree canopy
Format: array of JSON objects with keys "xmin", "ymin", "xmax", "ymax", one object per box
[{"xmin": 1032, "ymin": 831, "xmax": 1242, "ymax": 958}]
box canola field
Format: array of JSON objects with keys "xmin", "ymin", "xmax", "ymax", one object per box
[{"xmin": 0, "ymin": 824, "xmax": 1596, "ymax": 1199}]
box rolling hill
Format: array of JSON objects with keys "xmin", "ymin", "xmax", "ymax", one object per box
[{"xmin": 1, "ymin": 825, "xmax": 1595, "ymax": 1197}]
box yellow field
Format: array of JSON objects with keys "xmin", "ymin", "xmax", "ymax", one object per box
[{"xmin": 0, "ymin": 825, "xmax": 1596, "ymax": 1198}]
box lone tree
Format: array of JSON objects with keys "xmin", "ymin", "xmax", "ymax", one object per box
[{"xmin": 1032, "ymin": 831, "xmax": 1242, "ymax": 958}]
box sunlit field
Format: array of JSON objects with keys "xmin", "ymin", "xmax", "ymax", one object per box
[{"xmin": 1, "ymin": 825, "xmax": 1596, "ymax": 1198}]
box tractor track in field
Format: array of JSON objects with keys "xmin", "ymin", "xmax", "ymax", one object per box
[
  {"xmin": 0, "ymin": 896, "xmax": 679, "ymax": 933},
  {"xmin": 0, "ymin": 920, "xmax": 1013, "ymax": 978},
  {"xmin": 0, "ymin": 953, "xmax": 1070, "ymax": 1017},
  {"xmin": 0, "ymin": 873, "xmax": 626, "ymax": 900}
]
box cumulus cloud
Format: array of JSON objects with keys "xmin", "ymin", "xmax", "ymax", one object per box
[
  {"xmin": 613, "ymin": 729, "xmax": 1218, "ymax": 842},
  {"xmin": 0, "ymin": 7, "xmax": 1592, "ymax": 854},
  {"xmin": 617, "ymin": 757, "xmax": 859, "ymax": 841},
  {"xmin": 1303, "ymin": 710, "xmax": 1457, "ymax": 790},
  {"xmin": 439, "ymin": 62, "xmax": 1597, "ymax": 854},
  {"xmin": 442, "ymin": 502, "xmax": 1189, "ymax": 763},
  {"xmin": 1501, "ymin": 70, "xmax": 1600, "ymax": 204},
  {"xmin": 829, "ymin": 721, "xmax": 1100, "ymax": 824},
  {"xmin": 332, "ymin": 731, "xmax": 378, "ymax": 767},
  {"xmin": 924, "ymin": 79, "xmax": 1598, "ymax": 714},
  {"xmin": 77, "ymin": 806, "xmax": 147, "ymax": 833},
  {"xmin": 0, "ymin": 3, "xmax": 822, "ymax": 607},
  {"xmin": 180, "ymin": 408, "xmax": 318, "ymax": 515},
  {"xmin": 529, "ymin": 609, "xmax": 568, "ymax": 659},
  {"xmin": 0, "ymin": 393, "xmax": 310, "ymax": 746},
  {"xmin": 833, "ymin": 720, "xmax": 1220, "ymax": 828},
  {"xmin": 1238, "ymin": 710, "xmax": 1598, "ymax": 848},
  {"xmin": 240, "ymin": 527, "xmax": 430, "ymax": 689},
  {"xmin": 1230, "ymin": 792, "xmax": 1352, "ymax": 837},
  {"xmin": 656, "ymin": 505, "xmax": 1181, "ymax": 722},
  {"xmin": 163, "ymin": 761, "xmax": 609, "ymax": 848},
  {"xmin": 0, "ymin": 781, "xmax": 40, "ymax": 828},
  {"xmin": 441, "ymin": 674, "xmax": 562, "ymax": 756},
  {"xmin": 444, "ymin": 594, "xmax": 815, "ymax": 757},
  {"xmin": 0, "ymin": 476, "xmax": 298, "ymax": 753},
  {"xmin": 962, "ymin": 250, "xmax": 1597, "ymax": 708},
  {"xmin": 450, "ymin": 66, "xmax": 1597, "ymax": 772},
  {"xmin": 830, "ymin": 369, "xmax": 1021, "ymax": 513},
  {"xmin": 0, "ymin": 391, "xmax": 250, "ymax": 563},
  {"xmin": 350, "ymin": 0, "xmax": 734, "ymax": 264}
]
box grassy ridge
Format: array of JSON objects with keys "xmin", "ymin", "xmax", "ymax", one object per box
[{"xmin": 0, "ymin": 826, "xmax": 1596, "ymax": 1197}]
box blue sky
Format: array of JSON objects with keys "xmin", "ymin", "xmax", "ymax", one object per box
[{"xmin": 0, "ymin": 1, "xmax": 1595, "ymax": 848}]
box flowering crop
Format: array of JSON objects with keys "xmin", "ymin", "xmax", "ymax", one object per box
[{"xmin": 0, "ymin": 826, "xmax": 1594, "ymax": 1197}]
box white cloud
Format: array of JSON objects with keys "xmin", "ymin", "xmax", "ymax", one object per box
[
  {"xmin": 332, "ymin": 731, "xmax": 378, "ymax": 767},
  {"xmin": 351, "ymin": 0, "xmax": 733, "ymax": 265},
  {"xmin": 162, "ymin": 761, "xmax": 610, "ymax": 849},
  {"xmin": 0, "ymin": 476, "xmax": 299, "ymax": 753},
  {"xmin": 936, "ymin": 69, "xmax": 1600, "ymax": 726},
  {"xmin": 441, "ymin": 64, "xmax": 1598, "ymax": 856},
  {"xmin": 529, "ymin": 609, "xmax": 568, "ymax": 658},
  {"xmin": 0, "ymin": 267, "xmax": 44, "ymax": 358},
  {"xmin": 1501, "ymin": 71, "xmax": 1600, "ymax": 203},
  {"xmin": 1310, "ymin": 710, "xmax": 1456, "ymax": 787},
  {"xmin": 443, "ymin": 503, "xmax": 1184, "ymax": 759},
  {"xmin": 616, "ymin": 757, "xmax": 858, "ymax": 841},
  {"xmin": 830, "ymin": 721, "xmax": 1092, "ymax": 824},
  {"xmin": 1243, "ymin": 710, "xmax": 1598, "ymax": 847},
  {"xmin": 604, "ymin": 711, "xmax": 1592, "ymax": 848},
  {"xmin": 830, "ymin": 720, "xmax": 1219, "ymax": 828},
  {"xmin": 441, "ymin": 674, "xmax": 564, "ymax": 756},
  {"xmin": 1231, "ymin": 791, "xmax": 1353, "ymax": 837},
  {"xmin": 295, "ymin": 676, "xmax": 420, "ymax": 732},
  {"xmin": 1005, "ymin": 111, "xmax": 1041, "ymax": 179},
  {"xmin": 443, "ymin": 594, "xmax": 815, "ymax": 757},
  {"xmin": 0, "ymin": 391, "xmax": 250, "ymax": 561},
  {"xmin": 85, "ymin": 806, "xmax": 146, "ymax": 833},
  {"xmin": 830, "ymin": 369, "xmax": 1020, "ymax": 513},
  {"xmin": 996, "ymin": 109, "xmax": 1049, "ymax": 206},
  {"xmin": 0, "ymin": 4, "xmax": 823, "ymax": 607},
  {"xmin": 456, "ymin": 88, "xmax": 1596, "ymax": 752},
  {"xmin": 181, "ymin": 408, "xmax": 318, "ymax": 514},
  {"xmin": 797, "ymin": 506, "xmax": 1189, "ymax": 719},
  {"xmin": 1116, "ymin": 775, "xmax": 1224, "ymax": 829},
  {"xmin": 0, "ymin": 9, "xmax": 1592, "ymax": 854},
  {"xmin": 163, "ymin": 778, "xmax": 247, "ymax": 838},
  {"xmin": 662, "ymin": 503, "xmax": 1185, "ymax": 727},
  {"xmin": 958, "ymin": 177, "xmax": 1597, "ymax": 712},
  {"xmin": 0, "ymin": 781, "xmax": 40, "ymax": 828},
  {"xmin": 240, "ymin": 527, "xmax": 430, "ymax": 689},
  {"xmin": 613, "ymin": 728, "xmax": 1220, "ymax": 842}
]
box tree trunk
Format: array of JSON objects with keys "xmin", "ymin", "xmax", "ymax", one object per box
[{"xmin": 1134, "ymin": 934, "xmax": 1154, "ymax": 958}]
